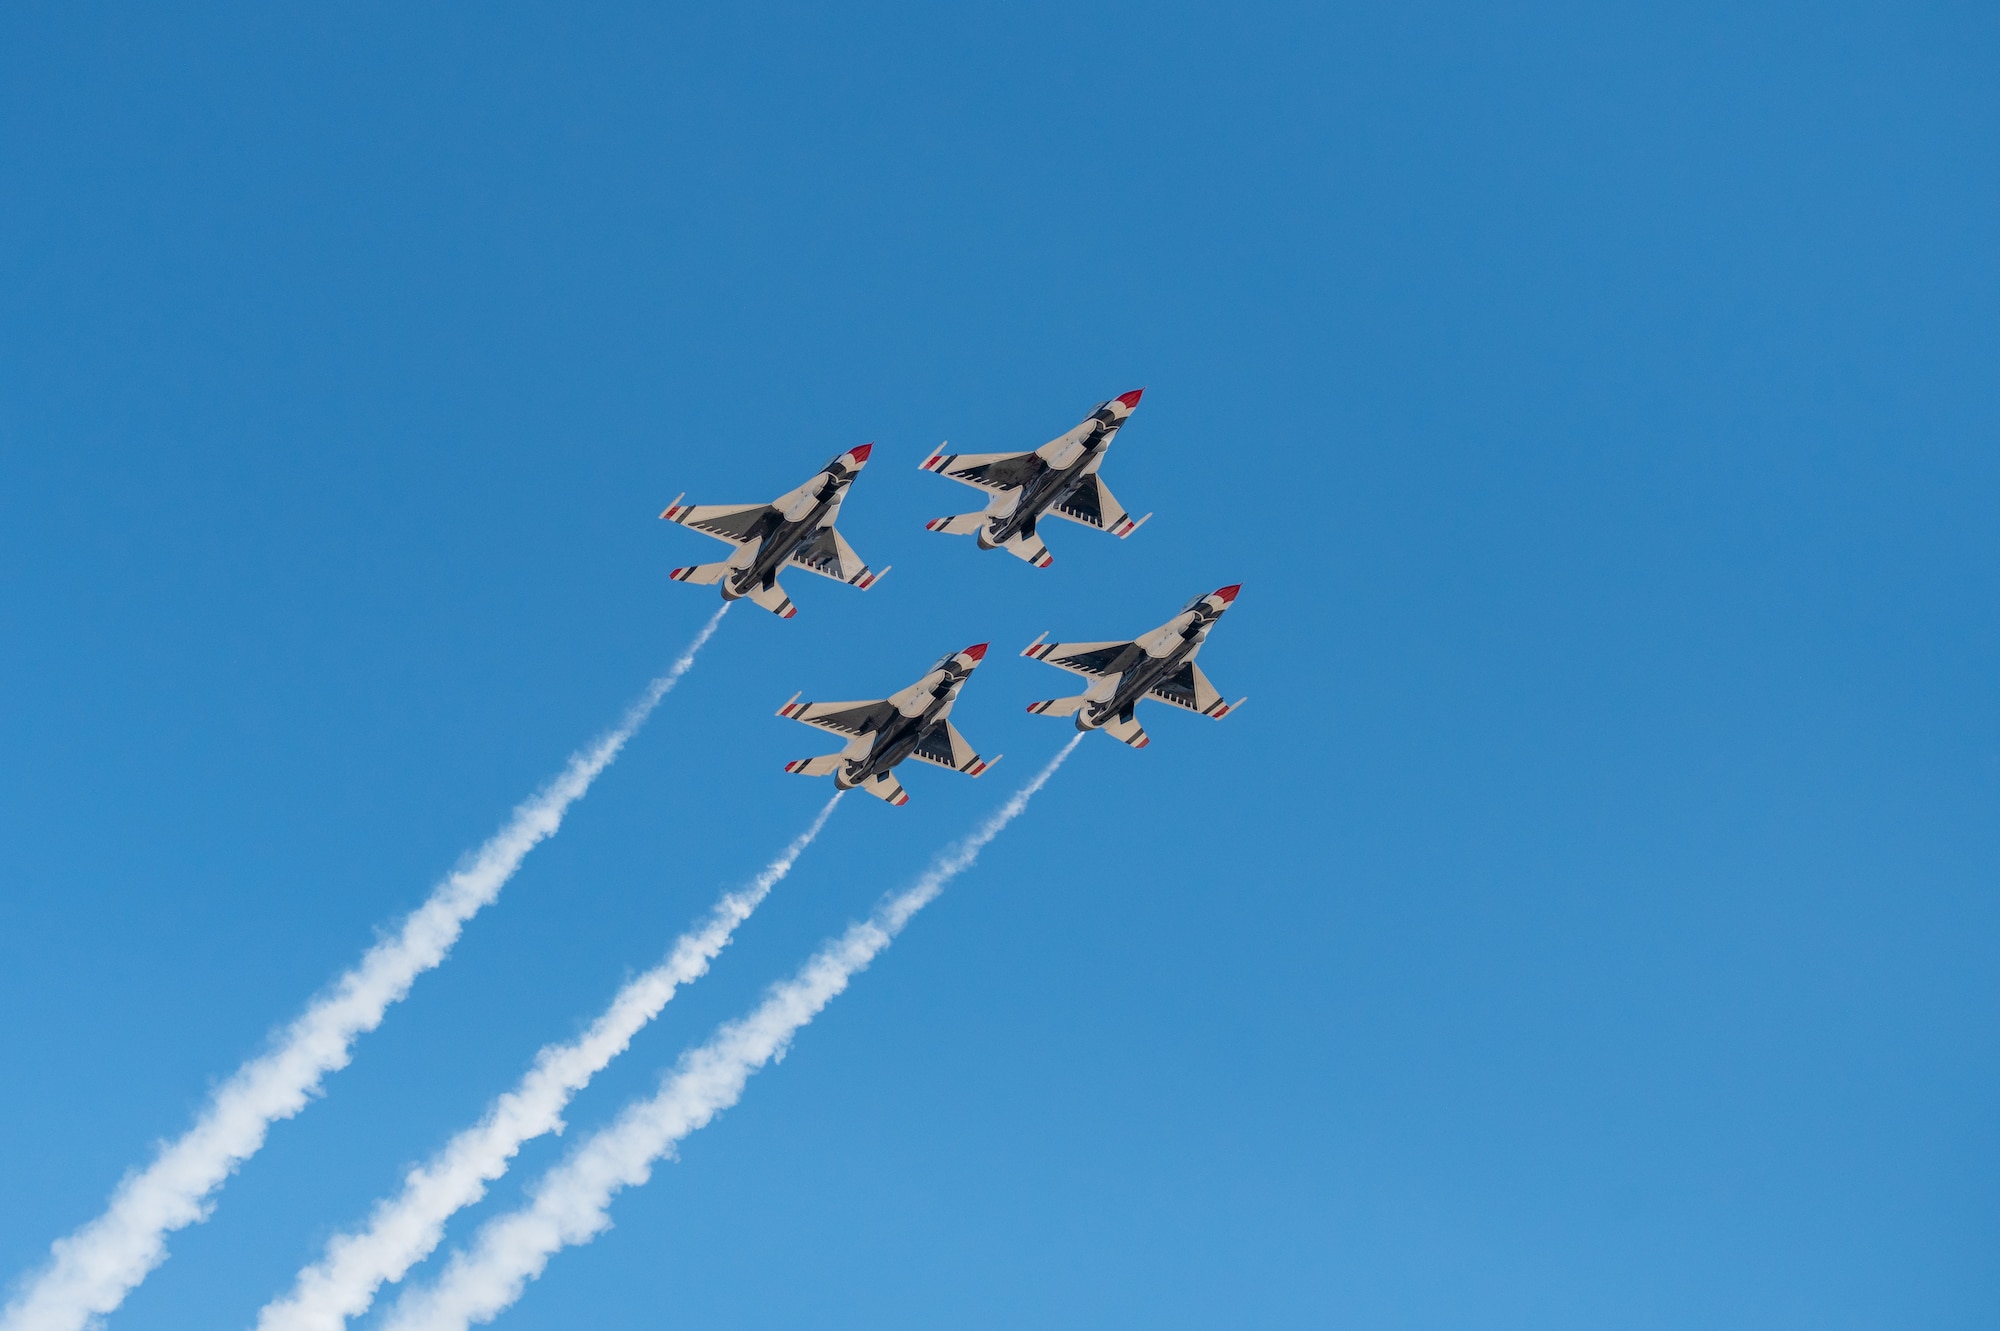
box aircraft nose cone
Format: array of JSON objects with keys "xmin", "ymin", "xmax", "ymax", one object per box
[
  {"xmin": 848, "ymin": 442, "xmax": 873, "ymax": 463},
  {"xmin": 1116, "ymin": 389, "xmax": 1144, "ymax": 408},
  {"xmin": 963, "ymin": 642, "xmax": 989, "ymax": 661},
  {"xmin": 1214, "ymin": 584, "xmax": 1241, "ymax": 603}
]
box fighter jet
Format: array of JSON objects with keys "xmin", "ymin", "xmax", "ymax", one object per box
[
  {"xmin": 776, "ymin": 644, "xmax": 1001, "ymax": 805},
  {"xmin": 918, "ymin": 391, "xmax": 1152, "ymax": 568},
  {"xmin": 659, "ymin": 444, "xmax": 887, "ymax": 618},
  {"xmin": 1020, "ymin": 585, "xmax": 1247, "ymax": 748}
]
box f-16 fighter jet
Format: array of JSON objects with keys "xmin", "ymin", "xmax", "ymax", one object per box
[
  {"xmin": 776, "ymin": 643, "xmax": 1001, "ymax": 806},
  {"xmin": 1021, "ymin": 585, "xmax": 1247, "ymax": 749},
  {"xmin": 659, "ymin": 444, "xmax": 887, "ymax": 618},
  {"xmin": 918, "ymin": 390, "xmax": 1152, "ymax": 568}
]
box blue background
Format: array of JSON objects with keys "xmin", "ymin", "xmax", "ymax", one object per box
[{"xmin": 3, "ymin": 3, "xmax": 1996, "ymax": 1327}]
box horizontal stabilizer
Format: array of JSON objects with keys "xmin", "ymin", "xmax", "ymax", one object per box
[
  {"xmin": 1102, "ymin": 712, "xmax": 1151, "ymax": 749},
  {"xmin": 999, "ymin": 530, "xmax": 1053, "ymax": 569},
  {"xmin": 1209, "ymin": 696, "xmax": 1247, "ymax": 719},
  {"xmin": 1026, "ymin": 696, "xmax": 1086, "ymax": 718},
  {"xmin": 783, "ymin": 754, "xmax": 845, "ymax": 777},
  {"xmin": 924, "ymin": 512, "xmax": 985, "ymax": 536},
  {"xmin": 668, "ymin": 561, "xmax": 732, "ymax": 586},
  {"xmin": 1111, "ymin": 512, "xmax": 1152, "ymax": 539},
  {"xmin": 860, "ymin": 772, "xmax": 909, "ymax": 806},
  {"xmin": 743, "ymin": 579, "xmax": 797, "ymax": 619}
]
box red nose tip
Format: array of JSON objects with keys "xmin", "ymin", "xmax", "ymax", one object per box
[
  {"xmin": 1116, "ymin": 389, "xmax": 1144, "ymax": 408},
  {"xmin": 1214, "ymin": 584, "xmax": 1241, "ymax": 603},
  {"xmin": 963, "ymin": 642, "xmax": 989, "ymax": 661},
  {"xmin": 848, "ymin": 442, "xmax": 873, "ymax": 462}
]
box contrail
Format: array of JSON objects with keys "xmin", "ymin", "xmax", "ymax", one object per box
[
  {"xmin": 251, "ymin": 793, "xmax": 840, "ymax": 1331},
  {"xmin": 381, "ymin": 735, "xmax": 1084, "ymax": 1331},
  {"xmin": 1, "ymin": 606, "xmax": 730, "ymax": 1331}
]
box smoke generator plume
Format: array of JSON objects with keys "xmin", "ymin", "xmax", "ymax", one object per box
[
  {"xmin": 252, "ymin": 792, "xmax": 840, "ymax": 1331},
  {"xmin": 0, "ymin": 606, "xmax": 729, "ymax": 1331},
  {"xmin": 382, "ymin": 734, "xmax": 1084, "ymax": 1331}
]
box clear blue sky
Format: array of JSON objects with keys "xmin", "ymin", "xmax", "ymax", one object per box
[{"xmin": 3, "ymin": 3, "xmax": 1996, "ymax": 1327}]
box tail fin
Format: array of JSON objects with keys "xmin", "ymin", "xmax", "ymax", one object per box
[
  {"xmin": 1102, "ymin": 711, "xmax": 1150, "ymax": 749},
  {"xmin": 1026, "ymin": 696, "xmax": 1087, "ymax": 718},
  {"xmin": 859, "ymin": 772, "xmax": 910, "ymax": 806},
  {"xmin": 668, "ymin": 561, "xmax": 733, "ymax": 586},
  {"xmin": 783, "ymin": 754, "xmax": 845, "ymax": 777},
  {"xmin": 743, "ymin": 579, "xmax": 798, "ymax": 619},
  {"xmin": 924, "ymin": 513, "xmax": 985, "ymax": 536}
]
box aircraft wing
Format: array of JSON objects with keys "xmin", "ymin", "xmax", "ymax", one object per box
[
  {"xmin": 1048, "ymin": 475, "xmax": 1150, "ymax": 538},
  {"xmin": 1146, "ymin": 661, "xmax": 1236, "ymax": 717},
  {"xmin": 920, "ymin": 449, "xmax": 1045, "ymax": 494},
  {"xmin": 660, "ymin": 500, "xmax": 771, "ymax": 546},
  {"xmin": 906, "ymin": 720, "xmax": 999, "ymax": 775},
  {"xmin": 789, "ymin": 526, "xmax": 886, "ymax": 588},
  {"xmin": 1021, "ymin": 637, "xmax": 1141, "ymax": 679},
  {"xmin": 776, "ymin": 696, "xmax": 898, "ymax": 738}
]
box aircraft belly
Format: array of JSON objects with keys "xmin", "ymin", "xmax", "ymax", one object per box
[
  {"xmin": 998, "ymin": 468, "xmax": 1075, "ymax": 540},
  {"xmin": 1104, "ymin": 650, "xmax": 1184, "ymax": 719},
  {"xmin": 748, "ymin": 520, "xmax": 813, "ymax": 586},
  {"xmin": 870, "ymin": 718, "xmax": 925, "ymax": 773}
]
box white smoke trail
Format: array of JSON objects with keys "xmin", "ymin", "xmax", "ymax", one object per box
[
  {"xmin": 382, "ymin": 735, "xmax": 1084, "ymax": 1331},
  {"xmin": 252, "ymin": 793, "xmax": 840, "ymax": 1331},
  {"xmin": 1, "ymin": 606, "xmax": 730, "ymax": 1331}
]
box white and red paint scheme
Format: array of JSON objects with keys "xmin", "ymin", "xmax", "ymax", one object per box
[
  {"xmin": 777, "ymin": 644, "xmax": 1001, "ymax": 806},
  {"xmin": 919, "ymin": 391, "xmax": 1152, "ymax": 569},
  {"xmin": 660, "ymin": 444, "xmax": 887, "ymax": 618},
  {"xmin": 1022, "ymin": 585, "xmax": 1246, "ymax": 749}
]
